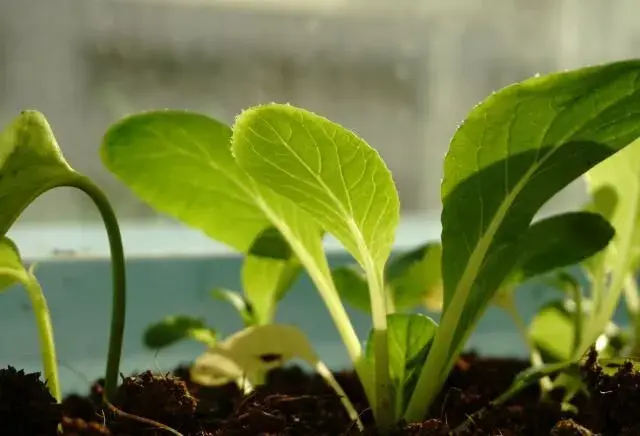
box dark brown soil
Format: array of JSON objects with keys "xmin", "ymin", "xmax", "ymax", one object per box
[{"xmin": 2, "ymin": 351, "xmax": 640, "ymax": 435}]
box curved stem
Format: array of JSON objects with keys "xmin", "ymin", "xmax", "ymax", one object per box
[{"xmin": 64, "ymin": 175, "xmax": 126, "ymax": 401}]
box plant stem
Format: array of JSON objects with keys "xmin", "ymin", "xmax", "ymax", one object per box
[
  {"xmin": 363, "ymin": 263, "xmax": 392, "ymax": 429},
  {"xmin": 315, "ymin": 360, "xmax": 364, "ymax": 432},
  {"xmin": 65, "ymin": 175, "xmax": 127, "ymax": 401},
  {"xmin": 0, "ymin": 266, "xmax": 62, "ymax": 402},
  {"xmin": 503, "ymin": 301, "xmax": 553, "ymax": 394},
  {"xmin": 623, "ymin": 274, "xmax": 640, "ymax": 354}
]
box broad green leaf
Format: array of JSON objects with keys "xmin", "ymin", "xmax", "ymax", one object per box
[
  {"xmin": 366, "ymin": 314, "xmax": 438, "ymax": 417},
  {"xmin": 241, "ymin": 254, "xmax": 301, "ymax": 325},
  {"xmin": 437, "ymin": 60, "xmax": 640, "ymax": 368},
  {"xmin": 510, "ymin": 212, "xmax": 614, "ymax": 283},
  {"xmin": 387, "ymin": 243, "xmax": 443, "ymax": 312},
  {"xmin": 248, "ymin": 226, "xmax": 294, "ymax": 260},
  {"xmin": 231, "ymin": 103, "xmax": 400, "ymax": 272},
  {"xmin": 0, "ymin": 237, "xmax": 27, "ymax": 291},
  {"xmin": 407, "ymin": 61, "xmax": 640, "ymax": 420},
  {"xmin": 101, "ymin": 111, "xmax": 344, "ymax": 353},
  {"xmin": 210, "ymin": 288, "xmax": 256, "ymax": 327},
  {"xmin": 192, "ymin": 324, "xmax": 320, "ymax": 384},
  {"xmin": 143, "ymin": 315, "xmax": 217, "ymax": 349},
  {"xmin": 585, "ymin": 138, "xmax": 640, "ymax": 272},
  {"xmin": 331, "ymin": 265, "xmax": 370, "ymax": 312},
  {"xmin": 0, "ymin": 111, "xmax": 78, "ymax": 234},
  {"xmin": 101, "ymin": 111, "xmax": 271, "ymax": 252}
]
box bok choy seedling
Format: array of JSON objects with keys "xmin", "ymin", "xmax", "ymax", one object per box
[
  {"xmin": 0, "ymin": 111, "xmax": 127, "ymax": 401},
  {"xmin": 102, "ymin": 59, "xmax": 640, "ymax": 431}
]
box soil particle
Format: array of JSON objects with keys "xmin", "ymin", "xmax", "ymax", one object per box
[
  {"xmin": 109, "ymin": 370, "xmax": 203, "ymax": 435},
  {"xmin": 0, "ymin": 366, "xmax": 62, "ymax": 436},
  {"xmin": 60, "ymin": 416, "xmax": 112, "ymax": 435},
  {"xmin": 550, "ymin": 419, "xmax": 594, "ymax": 436},
  {"xmin": 579, "ymin": 348, "xmax": 640, "ymax": 435}
]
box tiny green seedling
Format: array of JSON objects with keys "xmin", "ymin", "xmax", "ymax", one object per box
[
  {"xmin": 143, "ymin": 236, "xmax": 302, "ymax": 387},
  {"xmin": 0, "ymin": 111, "xmax": 127, "ymax": 401},
  {"xmin": 0, "ymin": 237, "xmax": 60, "ymax": 401},
  {"xmin": 102, "ymin": 59, "xmax": 640, "ymax": 431}
]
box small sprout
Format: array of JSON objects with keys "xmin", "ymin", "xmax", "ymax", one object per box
[{"xmin": 0, "ymin": 111, "xmax": 127, "ymax": 401}]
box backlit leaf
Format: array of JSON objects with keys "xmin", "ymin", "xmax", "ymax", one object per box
[
  {"xmin": 0, "ymin": 237, "xmax": 27, "ymax": 291},
  {"xmin": 409, "ymin": 60, "xmax": 640, "ymax": 419},
  {"xmin": 101, "ymin": 111, "xmax": 270, "ymax": 252},
  {"xmin": 232, "ymin": 103, "xmax": 400, "ymax": 272},
  {"xmin": 0, "ymin": 111, "xmax": 78, "ymax": 234}
]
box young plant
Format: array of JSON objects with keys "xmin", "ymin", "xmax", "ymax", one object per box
[
  {"xmin": 143, "ymin": 234, "xmax": 302, "ymax": 387},
  {"xmin": 102, "ymin": 59, "xmax": 640, "ymax": 431},
  {"xmin": 0, "ymin": 111, "xmax": 127, "ymax": 401},
  {"xmin": 143, "ymin": 229, "xmax": 302, "ymax": 350},
  {"xmin": 0, "ymin": 237, "xmax": 60, "ymax": 401}
]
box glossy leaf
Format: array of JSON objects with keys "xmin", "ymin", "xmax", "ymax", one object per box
[
  {"xmin": 0, "ymin": 111, "xmax": 79, "ymax": 235},
  {"xmin": 408, "ymin": 60, "xmax": 640, "ymax": 421},
  {"xmin": 232, "ymin": 103, "xmax": 400, "ymax": 272},
  {"xmin": 143, "ymin": 315, "xmax": 217, "ymax": 349}
]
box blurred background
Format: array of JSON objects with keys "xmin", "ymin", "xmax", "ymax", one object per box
[
  {"xmin": 2, "ymin": 0, "xmax": 640, "ymax": 393},
  {"xmin": 3, "ymin": 0, "xmax": 639, "ymax": 235}
]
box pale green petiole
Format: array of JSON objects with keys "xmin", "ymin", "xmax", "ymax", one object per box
[{"xmin": 0, "ymin": 266, "xmax": 61, "ymax": 402}]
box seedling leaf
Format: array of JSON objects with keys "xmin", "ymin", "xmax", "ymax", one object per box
[
  {"xmin": 101, "ymin": 111, "xmax": 271, "ymax": 252},
  {"xmin": 143, "ymin": 315, "xmax": 217, "ymax": 349},
  {"xmin": 386, "ymin": 243, "xmax": 443, "ymax": 312},
  {"xmin": 0, "ymin": 237, "xmax": 25, "ymax": 291},
  {"xmin": 231, "ymin": 103, "xmax": 400, "ymax": 272},
  {"xmin": 241, "ymin": 254, "xmax": 301, "ymax": 325},
  {"xmin": 248, "ymin": 226, "xmax": 294, "ymax": 260},
  {"xmin": 366, "ymin": 313, "xmax": 437, "ymax": 418},
  {"xmin": 512, "ymin": 211, "xmax": 615, "ymax": 282},
  {"xmin": 331, "ymin": 265, "xmax": 370, "ymax": 312},
  {"xmin": 529, "ymin": 300, "xmax": 578, "ymax": 361},
  {"xmin": 408, "ymin": 60, "xmax": 640, "ymax": 421},
  {"xmin": 0, "ymin": 111, "xmax": 78, "ymax": 234}
]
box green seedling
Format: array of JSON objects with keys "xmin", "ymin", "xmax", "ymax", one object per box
[
  {"xmin": 0, "ymin": 237, "xmax": 60, "ymax": 401},
  {"xmin": 102, "ymin": 59, "xmax": 640, "ymax": 431},
  {"xmin": 0, "ymin": 111, "xmax": 127, "ymax": 401},
  {"xmin": 143, "ymin": 235, "xmax": 302, "ymax": 387},
  {"xmin": 190, "ymin": 323, "xmax": 363, "ymax": 430}
]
